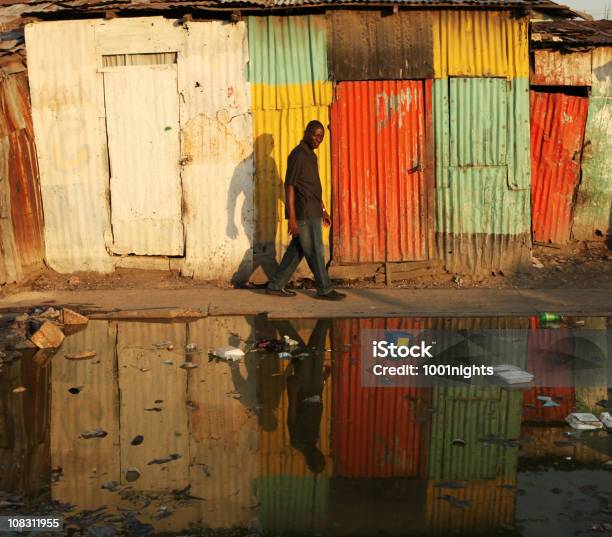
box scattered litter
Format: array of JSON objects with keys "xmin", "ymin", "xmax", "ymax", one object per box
[
  {"xmin": 544, "ymin": 400, "xmax": 561, "ymax": 407},
  {"xmin": 434, "ymin": 481, "xmax": 465, "ymax": 489},
  {"xmin": 153, "ymin": 505, "xmax": 172, "ymax": 520},
  {"xmin": 68, "ymin": 276, "xmax": 80, "ymax": 288},
  {"xmin": 124, "ymin": 468, "xmax": 141, "ymax": 482},
  {"xmin": 572, "ymin": 320, "xmax": 586, "ymax": 326},
  {"xmin": 162, "ymin": 359, "xmax": 174, "ymax": 365},
  {"xmin": 599, "ymin": 412, "xmax": 612, "ymax": 431},
  {"xmin": 590, "ymin": 523, "xmax": 612, "ymax": 532},
  {"xmin": 597, "ymin": 400, "xmax": 611, "ymax": 409},
  {"xmin": 185, "ymin": 343, "xmax": 198, "ymax": 353},
  {"xmin": 167, "ymin": 344, "xmax": 174, "ymax": 351},
  {"xmin": 154, "ymin": 400, "xmax": 163, "ymax": 404},
  {"xmin": 605, "ymin": 461, "xmax": 612, "ymax": 467},
  {"xmin": 452, "ymin": 438, "xmax": 466, "ymax": 447},
  {"xmin": 131, "ymin": 435, "xmax": 144, "ymax": 446},
  {"xmin": 537, "ymin": 395, "xmax": 553, "ymax": 402},
  {"xmin": 256, "ymin": 339, "xmax": 296, "ymax": 354},
  {"xmin": 101, "ymin": 481, "xmax": 119, "ymax": 492},
  {"xmin": 278, "ymin": 352, "xmax": 292, "ymax": 359},
  {"xmin": 147, "ymin": 453, "xmax": 181, "ymax": 465},
  {"xmin": 214, "ymin": 346, "xmax": 245, "ymax": 361},
  {"xmin": 565, "ymin": 413, "xmax": 603, "ymax": 430},
  {"xmin": 283, "ymin": 335, "xmax": 299, "ymax": 349},
  {"xmin": 565, "ymin": 456, "xmax": 573, "ymax": 461},
  {"xmin": 531, "ymin": 256, "xmax": 544, "ymax": 269},
  {"xmin": 302, "ymin": 395, "xmax": 322, "ymax": 403},
  {"xmin": 80, "ymin": 429, "xmax": 108, "ymax": 439},
  {"xmin": 180, "ymin": 362, "xmax": 198, "ymax": 369},
  {"xmin": 30, "ymin": 321, "xmax": 65, "ymax": 349},
  {"xmin": 15, "ymin": 313, "xmax": 29, "ymax": 322},
  {"xmin": 68, "ymin": 386, "xmax": 83, "ymax": 395},
  {"xmin": 40, "ymin": 307, "xmax": 61, "ymax": 320},
  {"xmin": 139, "ymin": 368, "xmax": 151, "ymax": 373},
  {"xmin": 12, "ymin": 386, "xmax": 27, "ymax": 393},
  {"xmin": 65, "ymin": 350, "xmax": 97, "ymax": 360},
  {"xmin": 62, "ymin": 308, "xmax": 89, "ymax": 325},
  {"xmin": 437, "ymin": 494, "xmax": 472, "ymax": 509},
  {"xmin": 491, "ymin": 364, "xmax": 534, "ymax": 385},
  {"xmin": 295, "ymin": 352, "xmax": 309, "ymax": 359},
  {"xmin": 538, "ymin": 312, "xmax": 562, "ymax": 323}
]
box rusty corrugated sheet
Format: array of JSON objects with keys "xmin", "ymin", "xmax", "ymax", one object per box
[
  {"xmin": 331, "ymin": 80, "xmax": 434, "ymax": 263},
  {"xmin": 531, "ymin": 50, "xmax": 592, "ymax": 87},
  {"xmin": 425, "ymin": 478, "xmax": 517, "ymax": 535},
  {"xmin": 572, "ymin": 47, "xmax": 612, "ymax": 241},
  {"xmin": 433, "ymin": 11, "xmax": 529, "ymax": 79},
  {"xmin": 327, "ymin": 11, "xmax": 433, "ymax": 81},
  {"xmin": 530, "ymin": 91, "xmax": 589, "ymax": 245},
  {"xmin": 331, "ymin": 319, "xmax": 431, "ymax": 478},
  {"xmin": 0, "ymin": 72, "xmax": 44, "ymax": 285},
  {"xmin": 434, "ymin": 77, "xmax": 531, "ymax": 273},
  {"xmin": 531, "ymin": 20, "xmax": 612, "ymax": 50}
]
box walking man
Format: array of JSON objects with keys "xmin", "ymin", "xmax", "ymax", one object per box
[{"xmin": 266, "ymin": 120, "xmax": 345, "ymax": 300}]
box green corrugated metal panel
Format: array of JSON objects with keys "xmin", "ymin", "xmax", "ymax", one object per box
[
  {"xmin": 247, "ymin": 15, "xmax": 331, "ymax": 110},
  {"xmin": 434, "ymin": 77, "xmax": 531, "ymax": 272},
  {"xmin": 255, "ymin": 475, "xmax": 329, "ymax": 532},
  {"xmin": 427, "ymin": 387, "xmax": 522, "ymax": 481},
  {"xmin": 572, "ymin": 96, "xmax": 612, "ymax": 240}
]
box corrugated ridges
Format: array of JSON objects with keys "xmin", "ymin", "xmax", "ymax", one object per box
[{"xmin": 530, "ymin": 90, "xmax": 588, "ymax": 244}]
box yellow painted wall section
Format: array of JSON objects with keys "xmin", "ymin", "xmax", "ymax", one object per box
[
  {"xmin": 433, "ymin": 11, "xmax": 529, "ymax": 79},
  {"xmin": 253, "ymin": 105, "xmax": 331, "ymax": 259},
  {"xmin": 252, "ymin": 82, "xmax": 333, "ymax": 111}
]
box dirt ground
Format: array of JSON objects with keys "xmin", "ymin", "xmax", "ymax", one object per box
[{"xmin": 5, "ymin": 240, "xmax": 612, "ymax": 296}]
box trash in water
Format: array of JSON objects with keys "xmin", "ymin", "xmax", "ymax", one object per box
[
  {"xmin": 599, "ymin": 412, "xmax": 612, "ymax": 431},
  {"xmin": 565, "ymin": 413, "xmax": 603, "ymax": 430},
  {"xmin": 302, "ymin": 395, "xmax": 322, "ymax": 403},
  {"xmin": 162, "ymin": 359, "xmax": 174, "ymax": 365},
  {"xmin": 148, "ymin": 453, "xmax": 181, "ymax": 465},
  {"xmin": 101, "ymin": 481, "xmax": 119, "ymax": 492},
  {"xmin": 30, "ymin": 321, "xmax": 65, "ymax": 349},
  {"xmin": 185, "ymin": 343, "xmax": 198, "ymax": 353},
  {"xmin": 68, "ymin": 386, "xmax": 83, "ymax": 395},
  {"xmin": 39, "ymin": 307, "xmax": 61, "ymax": 320},
  {"xmin": 256, "ymin": 339, "xmax": 296, "ymax": 354},
  {"xmin": 278, "ymin": 352, "xmax": 292, "ymax": 359},
  {"xmin": 124, "ymin": 468, "xmax": 141, "ymax": 482},
  {"xmin": 531, "ymin": 256, "xmax": 544, "ymax": 269},
  {"xmin": 65, "ymin": 350, "xmax": 97, "ymax": 360},
  {"xmin": 452, "ymin": 438, "xmax": 466, "ymax": 447},
  {"xmin": 180, "ymin": 362, "xmax": 199, "ymax": 369},
  {"xmin": 539, "ymin": 312, "xmax": 562, "ymax": 323},
  {"xmin": 544, "ymin": 400, "xmax": 561, "ymax": 407},
  {"xmin": 154, "ymin": 400, "xmax": 163, "ymax": 404},
  {"xmin": 537, "ymin": 395, "xmax": 553, "ymax": 402},
  {"xmin": 213, "ymin": 346, "xmax": 245, "ymax": 361},
  {"xmin": 12, "ymin": 386, "xmax": 27, "ymax": 393},
  {"xmin": 139, "ymin": 368, "xmax": 151, "ymax": 372},
  {"xmin": 283, "ymin": 335, "xmax": 299, "ymax": 349},
  {"xmin": 80, "ymin": 429, "xmax": 108, "ymax": 439},
  {"xmin": 131, "ymin": 435, "xmax": 144, "ymax": 446},
  {"xmin": 491, "ymin": 364, "xmax": 534, "ymax": 385},
  {"xmin": 153, "ymin": 505, "xmax": 172, "ymax": 520},
  {"xmin": 62, "ymin": 308, "xmax": 89, "ymax": 326}
]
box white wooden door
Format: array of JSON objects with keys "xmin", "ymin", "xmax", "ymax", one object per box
[{"xmin": 104, "ymin": 64, "xmax": 184, "ymax": 255}]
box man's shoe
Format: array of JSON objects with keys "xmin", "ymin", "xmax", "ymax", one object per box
[
  {"xmin": 314, "ymin": 290, "xmax": 346, "ymax": 301},
  {"xmin": 266, "ymin": 288, "xmax": 297, "ymax": 297}
]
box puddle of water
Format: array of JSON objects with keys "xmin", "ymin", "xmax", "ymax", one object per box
[{"xmin": 0, "ymin": 316, "xmax": 611, "ymax": 536}]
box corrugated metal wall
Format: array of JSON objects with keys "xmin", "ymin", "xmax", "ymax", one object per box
[
  {"xmin": 572, "ymin": 47, "xmax": 612, "ymax": 241},
  {"xmin": 26, "ymin": 18, "xmax": 253, "ymax": 280},
  {"xmin": 431, "ymin": 11, "xmax": 531, "ymax": 273},
  {"xmin": 532, "ymin": 50, "xmax": 592, "ymax": 87},
  {"xmin": 0, "ymin": 72, "xmax": 45, "ymax": 286},
  {"xmin": 530, "ymin": 91, "xmax": 589, "ymax": 244},
  {"xmin": 331, "ymin": 80, "xmax": 434, "ymax": 263},
  {"xmin": 248, "ymin": 16, "xmax": 332, "ymax": 265}
]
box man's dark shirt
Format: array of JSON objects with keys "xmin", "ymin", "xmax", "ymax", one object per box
[{"xmin": 284, "ymin": 141, "xmax": 323, "ymax": 220}]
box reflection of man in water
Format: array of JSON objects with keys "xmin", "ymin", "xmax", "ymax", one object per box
[{"xmin": 286, "ymin": 320, "xmax": 331, "ymax": 474}]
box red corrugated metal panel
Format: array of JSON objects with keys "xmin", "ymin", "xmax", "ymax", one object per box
[
  {"xmin": 331, "ymin": 319, "xmax": 431, "ymax": 478},
  {"xmin": 331, "ymin": 80, "xmax": 434, "ymax": 263},
  {"xmin": 522, "ymin": 318, "xmax": 575, "ymax": 423},
  {"xmin": 530, "ymin": 91, "xmax": 589, "ymax": 244}
]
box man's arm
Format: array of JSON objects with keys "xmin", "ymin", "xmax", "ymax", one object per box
[
  {"xmin": 286, "ymin": 185, "xmax": 299, "ymax": 236},
  {"xmin": 285, "ymin": 152, "xmax": 302, "ymax": 236}
]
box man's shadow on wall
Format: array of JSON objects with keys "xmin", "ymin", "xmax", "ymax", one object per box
[{"xmin": 227, "ymin": 133, "xmax": 284, "ymax": 287}]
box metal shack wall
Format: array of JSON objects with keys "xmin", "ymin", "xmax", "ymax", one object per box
[
  {"xmin": 572, "ymin": 47, "xmax": 612, "ymax": 240},
  {"xmin": 0, "ymin": 72, "xmax": 45, "ymax": 286},
  {"xmin": 25, "ymin": 18, "xmax": 253, "ymax": 279},
  {"xmin": 530, "ymin": 91, "xmax": 589, "ymax": 244},
  {"xmin": 248, "ymin": 16, "xmax": 332, "ymax": 263},
  {"xmin": 532, "ymin": 50, "xmax": 592, "ymax": 87},
  {"xmin": 432, "ymin": 11, "xmax": 531, "ymax": 273}
]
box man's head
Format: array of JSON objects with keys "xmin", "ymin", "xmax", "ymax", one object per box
[{"xmin": 303, "ymin": 120, "xmax": 325, "ymax": 150}]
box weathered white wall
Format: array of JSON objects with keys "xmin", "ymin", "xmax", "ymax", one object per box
[{"xmin": 25, "ymin": 17, "xmax": 253, "ymax": 279}]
